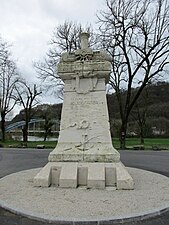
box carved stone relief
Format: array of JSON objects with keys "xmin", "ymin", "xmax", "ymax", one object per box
[{"xmin": 71, "ymin": 76, "xmax": 98, "ymax": 94}]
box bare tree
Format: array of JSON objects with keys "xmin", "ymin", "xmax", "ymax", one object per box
[
  {"xmin": 0, "ymin": 38, "xmax": 19, "ymax": 141},
  {"xmin": 15, "ymin": 81, "xmax": 42, "ymax": 144},
  {"xmin": 130, "ymin": 87, "xmax": 149, "ymax": 144},
  {"xmin": 34, "ymin": 21, "xmax": 97, "ymax": 100},
  {"xmin": 98, "ymin": 0, "xmax": 169, "ymax": 148},
  {"xmin": 42, "ymin": 113, "xmax": 54, "ymax": 141}
]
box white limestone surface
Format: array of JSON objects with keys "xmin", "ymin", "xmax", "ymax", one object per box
[
  {"xmin": 1, "ymin": 168, "xmax": 169, "ymax": 221},
  {"xmin": 48, "ymin": 32, "xmax": 120, "ymax": 163},
  {"xmin": 48, "ymin": 83, "xmax": 120, "ymax": 163}
]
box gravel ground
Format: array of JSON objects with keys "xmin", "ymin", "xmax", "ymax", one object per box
[{"xmin": 0, "ymin": 167, "xmax": 169, "ymax": 221}]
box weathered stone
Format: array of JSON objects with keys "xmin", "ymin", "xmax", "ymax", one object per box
[
  {"xmin": 34, "ymin": 32, "xmax": 134, "ymax": 190},
  {"xmin": 48, "ymin": 33, "xmax": 120, "ymax": 163},
  {"xmin": 59, "ymin": 163, "xmax": 78, "ymax": 188},
  {"xmin": 34, "ymin": 163, "xmax": 52, "ymax": 187},
  {"xmin": 116, "ymin": 163, "xmax": 134, "ymax": 190},
  {"xmin": 88, "ymin": 163, "xmax": 105, "ymax": 189}
]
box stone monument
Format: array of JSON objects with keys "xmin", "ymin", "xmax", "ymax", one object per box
[{"xmin": 34, "ymin": 32, "xmax": 134, "ymax": 190}]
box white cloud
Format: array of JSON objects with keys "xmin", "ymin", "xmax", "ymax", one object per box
[{"xmin": 0, "ymin": 0, "xmax": 105, "ymax": 114}]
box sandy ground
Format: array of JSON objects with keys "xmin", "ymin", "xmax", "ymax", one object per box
[{"xmin": 0, "ymin": 167, "xmax": 169, "ymax": 221}]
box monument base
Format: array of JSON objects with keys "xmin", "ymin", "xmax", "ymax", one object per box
[
  {"xmin": 1, "ymin": 168, "xmax": 169, "ymax": 224},
  {"xmin": 48, "ymin": 143, "xmax": 120, "ymax": 162},
  {"xmin": 33, "ymin": 161, "xmax": 134, "ymax": 190}
]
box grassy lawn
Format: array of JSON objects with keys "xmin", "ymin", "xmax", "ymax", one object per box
[
  {"xmin": 0, "ymin": 138, "xmax": 169, "ymax": 150},
  {"xmin": 113, "ymin": 138, "xmax": 169, "ymax": 150},
  {"xmin": 0, "ymin": 140, "xmax": 57, "ymax": 149}
]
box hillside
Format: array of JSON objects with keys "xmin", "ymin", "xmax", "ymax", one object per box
[
  {"xmin": 11, "ymin": 82, "xmax": 169, "ymax": 137},
  {"xmin": 11, "ymin": 103, "xmax": 62, "ymax": 124},
  {"xmin": 107, "ymin": 82, "xmax": 169, "ymax": 137}
]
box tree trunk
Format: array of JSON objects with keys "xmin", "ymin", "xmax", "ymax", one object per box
[
  {"xmin": 44, "ymin": 132, "xmax": 47, "ymax": 141},
  {"xmin": 1, "ymin": 112, "xmax": 6, "ymax": 142},
  {"xmin": 140, "ymin": 126, "xmax": 144, "ymax": 145},
  {"xmin": 120, "ymin": 121, "xmax": 127, "ymax": 149},
  {"xmin": 22, "ymin": 122, "xmax": 28, "ymax": 144}
]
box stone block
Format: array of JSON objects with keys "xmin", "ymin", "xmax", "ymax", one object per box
[
  {"xmin": 133, "ymin": 145, "xmax": 144, "ymax": 150},
  {"xmin": 116, "ymin": 163, "xmax": 134, "ymax": 190},
  {"xmin": 105, "ymin": 166, "xmax": 116, "ymax": 186},
  {"xmin": 51, "ymin": 166, "xmax": 61, "ymax": 186},
  {"xmin": 34, "ymin": 163, "xmax": 52, "ymax": 187},
  {"xmin": 77, "ymin": 165, "xmax": 88, "ymax": 186},
  {"xmin": 87, "ymin": 163, "xmax": 105, "ymax": 189},
  {"xmin": 59, "ymin": 163, "xmax": 78, "ymax": 188},
  {"xmin": 36, "ymin": 145, "xmax": 45, "ymax": 149}
]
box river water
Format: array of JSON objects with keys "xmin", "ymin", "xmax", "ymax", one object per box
[{"xmin": 12, "ymin": 135, "xmax": 58, "ymax": 142}]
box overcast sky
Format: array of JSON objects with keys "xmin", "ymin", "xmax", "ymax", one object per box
[{"xmin": 0, "ymin": 0, "xmax": 105, "ymax": 110}]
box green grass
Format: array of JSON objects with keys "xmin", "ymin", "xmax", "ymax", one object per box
[
  {"xmin": 0, "ymin": 140, "xmax": 57, "ymax": 149},
  {"xmin": 0, "ymin": 138, "xmax": 169, "ymax": 150},
  {"xmin": 27, "ymin": 141, "xmax": 57, "ymax": 149},
  {"xmin": 113, "ymin": 138, "xmax": 169, "ymax": 150}
]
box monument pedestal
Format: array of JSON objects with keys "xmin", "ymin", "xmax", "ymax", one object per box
[
  {"xmin": 34, "ymin": 162, "xmax": 134, "ymax": 190},
  {"xmin": 34, "ymin": 32, "xmax": 134, "ymax": 190},
  {"xmin": 1, "ymin": 168, "xmax": 169, "ymax": 224}
]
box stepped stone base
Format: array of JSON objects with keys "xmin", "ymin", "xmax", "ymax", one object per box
[{"xmin": 34, "ymin": 162, "xmax": 134, "ymax": 190}]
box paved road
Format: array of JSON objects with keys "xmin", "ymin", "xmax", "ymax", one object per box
[
  {"xmin": 120, "ymin": 150, "xmax": 169, "ymax": 177},
  {"xmin": 0, "ymin": 148, "xmax": 50, "ymax": 178},
  {"xmin": 0, "ymin": 148, "xmax": 169, "ymax": 178},
  {"xmin": 0, "ymin": 148, "xmax": 169, "ymax": 225}
]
